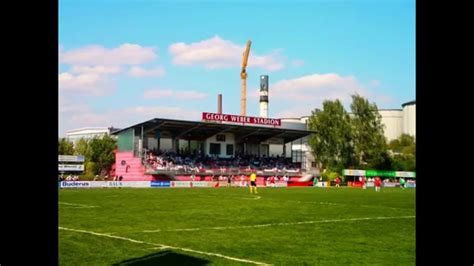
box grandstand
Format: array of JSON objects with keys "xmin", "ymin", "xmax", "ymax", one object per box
[{"xmin": 111, "ymin": 117, "xmax": 314, "ymax": 185}]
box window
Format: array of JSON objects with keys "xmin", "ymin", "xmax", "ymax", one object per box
[
  {"xmin": 311, "ymin": 161, "xmax": 317, "ymax": 168},
  {"xmin": 216, "ymin": 134, "xmax": 226, "ymax": 141},
  {"xmin": 226, "ymin": 144, "xmax": 234, "ymax": 155},
  {"xmin": 209, "ymin": 143, "xmax": 221, "ymax": 155}
]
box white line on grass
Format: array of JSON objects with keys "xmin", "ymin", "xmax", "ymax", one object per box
[
  {"xmin": 59, "ymin": 227, "xmax": 271, "ymax": 265},
  {"xmin": 142, "ymin": 215, "xmax": 415, "ymax": 233},
  {"xmin": 283, "ymin": 200, "xmax": 406, "ymax": 210},
  {"xmin": 199, "ymin": 194, "xmax": 261, "ymax": 200},
  {"xmin": 59, "ymin": 202, "xmax": 98, "ymax": 208}
]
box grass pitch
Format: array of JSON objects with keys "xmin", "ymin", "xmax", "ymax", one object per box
[{"xmin": 59, "ymin": 187, "xmax": 415, "ymax": 265}]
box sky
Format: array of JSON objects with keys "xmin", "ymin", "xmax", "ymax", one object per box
[{"xmin": 59, "ymin": 0, "xmax": 415, "ymax": 137}]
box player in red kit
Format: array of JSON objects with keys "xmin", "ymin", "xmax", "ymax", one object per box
[{"xmin": 374, "ymin": 176, "xmax": 381, "ymax": 192}]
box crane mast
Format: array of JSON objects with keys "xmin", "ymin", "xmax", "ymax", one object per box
[{"xmin": 240, "ymin": 40, "xmax": 251, "ymax": 116}]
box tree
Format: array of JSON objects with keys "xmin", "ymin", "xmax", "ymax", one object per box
[
  {"xmin": 350, "ymin": 94, "xmax": 388, "ymax": 169},
  {"xmin": 88, "ymin": 135, "xmax": 117, "ymax": 176},
  {"xmin": 308, "ymin": 99, "xmax": 356, "ymax": 173},
  {"xmin": 58, "ymin": 138, "xmax": 74, "ymax": 155},
  {"xmin": 388, "ymin": 134, "xmax": 416, "ymax": 171},
  {"xmin": 74, "ymin": 138, "xmax": 91, "ymax": 158}
]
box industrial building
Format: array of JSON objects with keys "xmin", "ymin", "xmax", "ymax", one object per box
[{"xmin": 65, "ymin": 127, "xmax": 120, "ymax": 146}]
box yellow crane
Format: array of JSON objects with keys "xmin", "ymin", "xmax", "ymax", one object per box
[{"xmin": 240, "ymin": 40, "xmax": 251, "ymax": 116}]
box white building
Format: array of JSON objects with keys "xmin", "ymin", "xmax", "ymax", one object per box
[
  {"xmin": 402, "ymin": 100, "xmax": 416, "ymax": 138},
  {"xmin": 65, "ymin": 127, "xmax": 120, "ymax": 146},
  {"xmin": 379, "ymin": 109, "xmax": 404, "ymax": 141}
]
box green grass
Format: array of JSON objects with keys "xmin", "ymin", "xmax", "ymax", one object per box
[{"xmin": 59, "ymin": 187, "xmax": 415, "ymax": 265}]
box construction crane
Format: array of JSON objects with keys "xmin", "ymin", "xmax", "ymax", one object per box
[{"xmin": 240, "ymin": 40, "xmax": 252, "ymax": 116}]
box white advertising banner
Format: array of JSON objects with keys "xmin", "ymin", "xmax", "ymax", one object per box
[
  {"xmin": 59, "ymin": 155, "xmax": 85, "ymax": 162},
  {"xmin": 171, "ymin": 181, "xmax": 192, "ymax": 188},
  {"xmin": 382, "ymin": 182, "xmax": 399, "ymax": 187},
  {"xmin": 106, "ymin": 181, "xmax": 151, "ymax": 188},
  {"xmin": 61, "ymin": 181, "xmax": 151, "ymax": 188},
  {"xmin": 58, "ymin": 164, "xmax": 84, "ymax": 171},
  {"xmin": 90, "ymin": 181, "xmax": 107, "ymax": 188},
  {"xmin": 191, "ymin": 181, "xmax": 212, "ymax": 187},
  {"xmin": 274, "ymin": 182, "xmax": 288, "ymax": 187},
  {"xmin": 60, "ymin": 181, "xmax": 91, "ymax": 188},
  {"xmin": 343, "ymin": 169, "xmax": 366, "ymax": 176},
  {"xmin": 395, "ymin": 171, "xmax": 416, "ymax": 178}
]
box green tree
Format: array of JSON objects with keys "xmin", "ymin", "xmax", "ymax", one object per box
[
  {"xmin": 389, "ymin": 134, "xmax": 415, "ymax": 155},
  {"xmin": 88, "ymin": 135, "xmax": 117, "ymax": 176},
  {"xmin": 58, "ymin": 138, "xmax": 74, "ymax": 155},
  {"xmin": 350, "ymin": 94, "xmax": 388, "ymax": 169},
  {"xmin": 388, "ymin": 134, "xmax": 416, "ymax": 171},
  {"xmin": 74, "ymin": 138, "xmax": 91, "ymax": 158},
  {"xmin": 308, "ymin": 99, "xmax": 356, "ymax": 173}
]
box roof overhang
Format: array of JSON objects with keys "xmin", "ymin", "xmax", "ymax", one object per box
[{"xmin": 112, "ymin": 118, "xmax": 314, "ymax": 143}]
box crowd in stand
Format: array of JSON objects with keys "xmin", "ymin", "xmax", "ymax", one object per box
[
  {"xmin": 142, "ymin": 149, "xmax": 301, "ymax": 174},
  {"xmin": 59, "ymin": 174, "xmax": 79, "ymax": 181}
]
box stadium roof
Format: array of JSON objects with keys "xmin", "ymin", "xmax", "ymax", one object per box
[
  {"xmin": 401, "ymin": 100, "xmax": 416, "ymax": 107},
  {"xmin": 111, "ymin": 118, "xmax": 314, "ymax": 143}
]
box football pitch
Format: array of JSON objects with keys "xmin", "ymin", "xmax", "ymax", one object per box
[{"xmin": 59, "ymin": 187, "xmax": 415, "ymax": 265}]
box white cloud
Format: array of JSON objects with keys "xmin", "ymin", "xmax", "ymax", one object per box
[
  {"xmin": 128, "ymin": 66, "xmax": 166, "ymax": 77},
  {"xmin": 71, "ymin": 65, "xmax": 122, "ymax": 75},
  {"xmin": 144, "ymin": 89, "xmax": 207, "ymax": 100},
  {"xmin": 59, "ymin": 72, "xmax": 115, "ymax": 96},
  {"xmin": 374, "ymin": 94, "xmax": 394, "ymax": 104},
  {"xmin": 369, "ymin": 80, "xmax": 381, "ymax": 87},
  {"xmin": 59, "ymin": 104, "xmax": 200, "ymax": 136},
  {"xmin": 61, "ymin": 43, "xmax": 157, "ymax": 66},
  {"xmin": 143, "ymin": 89, "xmax": 174, "ymax": 98},
  {"xmin": 169, "ymin": 35, "xmax": 285, "ymax": 71},
  {"xmin": 247, "ymin": 73, "xmax": 369, "ymax": 118},
  {"xmin": 175, "ymin": 91, "xmax": 207, "ymax": 99},
  {"xmin": 291, "ymin": 59, "xmax": 305, "ymax": 67},
  {"xmin": 59, "ymin": 102, "xmax": 90, "ymax": 114}
]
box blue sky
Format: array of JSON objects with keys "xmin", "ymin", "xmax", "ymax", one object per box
[{"xmin": 59, "ymin": 0, "xmax": 415, "ymax": 136}]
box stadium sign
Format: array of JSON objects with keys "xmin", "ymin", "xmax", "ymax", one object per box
[{"xmin": 202, "ymin": 112, "xmax": 281, "ymax": 127}]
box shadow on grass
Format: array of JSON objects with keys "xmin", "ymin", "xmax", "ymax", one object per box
[{"xmin": 112, "ymin": 250, "xmax": 210, "ymax": 265}]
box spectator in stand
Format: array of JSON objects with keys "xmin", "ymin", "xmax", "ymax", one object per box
[
  {"xmin": 240, "ymin": 175, "xmax": 246, "ymax": 187},
  {"xmin": 269, "ymin": 175, "xmax": 276, "ymax": 188},
  {"xmin": 374, "ymin": 176, "xmax": 382, "ymax": 192}
]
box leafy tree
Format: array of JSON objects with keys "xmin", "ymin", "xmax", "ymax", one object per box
[
  {"xmin": 58, "ymin": 138, "xmax": 74, "ymax": 155},
  {"xmin": 388, "ymin": 134, "xmax": 416, "ymax": 171},
  {"xmin": 350, "ymin": 94, "xmax": 388, "ymax": 169},
  {"xmin": 88, "ymin": 135, "xmax": 117, "ymax": 176},
  {"xmin": 74, "ymin": 138, "xmax": 91, "ymax": 158},
  {"xmin": 308, "ymin": 99, "xmax": 356, "ymax": 173},
  {"xmin": 389, "ymin": 134, "xmax": 415, "ymax": 155}
]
